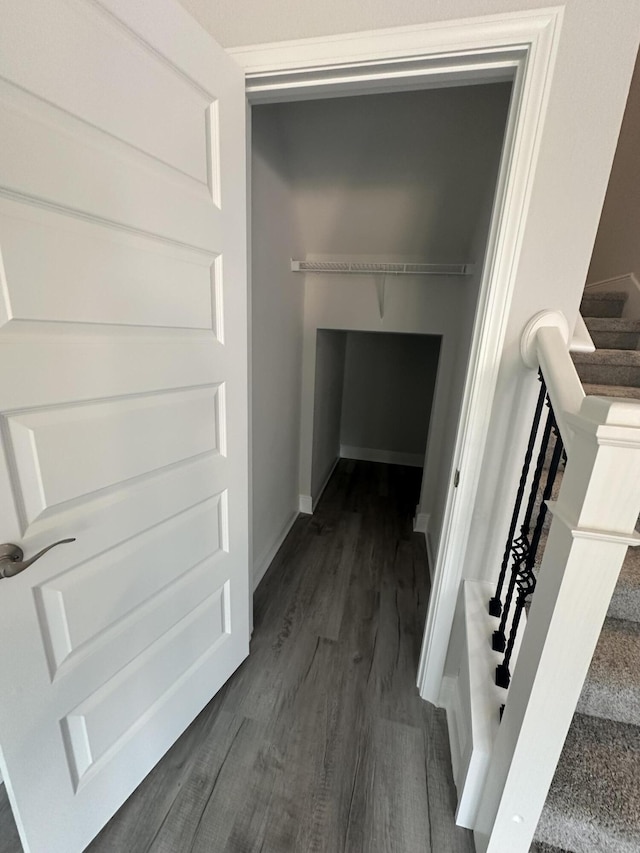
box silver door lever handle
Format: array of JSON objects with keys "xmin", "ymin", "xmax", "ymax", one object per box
[{"xmin": 0, "ymin": 539, "xmax": 76, "ymax": 579}]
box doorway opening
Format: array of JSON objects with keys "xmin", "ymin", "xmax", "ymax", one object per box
[
  {"xmin": 310, "ymin": 329, "xmax": 441, "ymax": 516},
  {"xmin": 239, "ymin": 12, "xmax": 562, "ymax": 706},
  {"xmin": 250, "ymin": 82, "xmax": 512, "ymax": 591}
]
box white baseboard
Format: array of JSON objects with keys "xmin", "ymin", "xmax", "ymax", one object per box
[
  {"xmin": 298, "ymin": 494, "xmax": 313, "ymax": 514},
  {"xmin": 413, "ymin": 511, "xmax": 435, "ymax": 581},
  {"xmin": 340, "ymin": 444, "xmax": 424, "ymax": 468},
  {"xmin": 413, "ymin": 511, "xmax": 430, "ymax": 533},
  {"xmin": 426, "ymin": 530, "xmax": 435, "ymax": 582},
  {"xmin": 312, "ymin": 456, "xmax": 339, "ymax": 510},
  {"xmin": 441, "ymin": 673, "xmax": 462, "ymax": 787},
  {"xmin": 299, "ymin": 457, "xmax": 340, "ymax": 517},
  {"xmin": 253, "ymin": 510, "xmax": 299, "ymax": 591}
]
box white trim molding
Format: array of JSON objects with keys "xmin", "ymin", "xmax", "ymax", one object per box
[
  {"xmin": 413, "ymin": 512, "xmax": 435, "ymax": 582},
  {"xmin": 413, "ymin": 511, "xmax": 430, "ymax": 534},
  {"xmin": 230, "ymin": 11, "xmax": 561, "ymax": 95},
  {"xmin": 340, "ymin": 445, "xmax": 424, "ymax": 468},
  {"xmin": 584, "ymin": 271, "xmax": 640, "ymax": 291},
  {"xmin": 298, "ymin": 494, "xmax": 313, "ymax": 514},
  {"xmin": 312, "ymin": 456, "xmax": 340, "ymax": 509},
  {"xmin": 299, "ymin": 456, "xmax": 340, "ymax": 517},
  {"xmin": 234, "ymin": 6, "xmax": 565, "ymax": 709},
  {"xmin": 570, "ymin": 313, "xmax": 595, "ymax": 355},
  {"xmin": 253, "ymin": 511, "xmax": 300, "ymax": 591}
]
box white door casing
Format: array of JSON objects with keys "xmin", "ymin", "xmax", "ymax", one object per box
[{"xmin": 0, "ymin": 2, "xmax": 249, "ymax": 852}]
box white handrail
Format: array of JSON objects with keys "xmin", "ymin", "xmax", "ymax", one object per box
[
  {"xmin": 536, "ymin": 326, "xmax": 585, "ymax": 449},
  {"xmin": 520, "ymin": 311, "xmax": 585, "ymax": 451}
]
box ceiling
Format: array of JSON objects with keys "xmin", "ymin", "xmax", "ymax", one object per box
[{"xmin": 175, "ymin": 0, "xmax": 533, "ymax": 48}]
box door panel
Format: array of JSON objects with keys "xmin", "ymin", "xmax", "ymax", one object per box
[
  {"xmin": 0, "ymin": 199, "xmax": 219, "ymax": 331},
  {"xmin": 0, "ymin": 2, "xmax": 248, "ymax": 851}
]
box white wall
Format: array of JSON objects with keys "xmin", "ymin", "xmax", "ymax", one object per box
[
  {"xmin": 251, "ymin": 107, "xmax": 304, "ymax": 588},
  {"xmin": 588, "ymin": 51, "xmax": 640, "ymax": 285},
  {"xmin": 340, "ymin": 331, "xmax": 440, "ymax": 461},
  {"xmin": 298, "ymin": 275, "xmax": 465, "ymax": 510},
  {"xmin": 310, "ymin": 330, "xmax": 347, "ymax": 503}
]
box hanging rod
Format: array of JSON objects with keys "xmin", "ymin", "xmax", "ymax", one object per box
[{"xmin": 291, "ymin": 260, "xmax": 474, "ymax": 276}]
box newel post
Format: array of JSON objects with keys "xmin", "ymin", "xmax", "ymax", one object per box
[{"xmin": 473, "ymin": 394, "xmax": 640, "ymax": 853}]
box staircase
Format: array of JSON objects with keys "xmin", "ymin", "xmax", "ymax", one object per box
[{"xmin": 530, "ymin": 291, "xmax": 640, "ymax": 852}]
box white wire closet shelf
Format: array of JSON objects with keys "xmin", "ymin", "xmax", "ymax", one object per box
[{"xmin": 290, "ymin": 259, "xmax": 474, "ymax": 276}]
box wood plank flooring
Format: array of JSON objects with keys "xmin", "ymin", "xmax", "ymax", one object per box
[{"xmin": 0, "ymin": 460, "xmax": 473, "ymax": 853}]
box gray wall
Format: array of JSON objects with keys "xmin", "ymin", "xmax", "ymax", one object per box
[
  {"xmin": 276, "ymin": 85, "xmax": 512, "ymax": 262},
  {"xmin": 588, "ymin": 52, "xmax": 640, "ymax": 285},
  {"xmin": 340, "ymin": 331, "xmax": 440, "ymax": 457},
  {"xmin": 310, "ymin": 330, "xmax": 347, "ymax": 501},
  {"xmin": 251, "ymin": 108, "xmax": 304, "ymax": 587}
]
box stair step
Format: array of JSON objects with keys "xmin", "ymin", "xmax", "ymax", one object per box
[
  {"xmin": 572, "ymin": 349, "xmax": 640, "ymax": 388},
  {"xmin": 584, "ymin": 317, "xmax": 640, "ymax": 350},
  {"xmin": 585, "ymin": 318, "xmax": 640, "ymax": 331},
  {"xmin": 578, "ymin": 617, "xmax": 640, "ymax": 726},
  {"xmin": 609, "ymin": 546, "xmax": 640, "ymax": 622},
  {"xmin": 529, "ymin": 844, "xmax": 573, "ymax": 853},
  {"xmin": 534, "ymin": 713, "xmax": 640, "ymax": 853},
  {"xmin": 583, "ymin": 382, "xmax": 640, "ymax": 400},
  {"xmin": 580, "ymin": 291, "xmax": 628, "ymax": 319}
]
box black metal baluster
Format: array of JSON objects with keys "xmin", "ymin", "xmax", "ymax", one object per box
[
  {"xmin": 489, "ymin": 372, "xmax": 547, "ymax": 618},
  {"xmin": 492, "ymin": 398, "xmax": 555, "ymax": 652},
  {"xmin": 496, "ymin": 419, "xmax": 564, "ymax": 689}
]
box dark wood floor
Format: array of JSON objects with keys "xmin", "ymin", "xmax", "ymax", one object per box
[{"xmin": 1, "ymin": 460, "xmax": 473, "ymax": 853}]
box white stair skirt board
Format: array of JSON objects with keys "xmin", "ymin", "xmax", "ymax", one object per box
[
  {"xmin": 443, "ymin": 580, "xmax": 525, "ymax": 829},
  {"xmin": 340, "ymin": 445, "xmax": 424, "ymax": 468},
  {"xmin": 570, "ymin": 313, "xmax": 595, "ymax": 354},
  {"xmin": 585, "ymin": 273, "xmax": 640, "ymax": 319},
  {"xmin": 253, "ymin": 511, "xmax": 299, "ymax": 592}
]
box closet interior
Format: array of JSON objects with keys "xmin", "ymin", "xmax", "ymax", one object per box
[{"xmin": 250, "ymin": 82, "xmax": 512, "ymax": 587}]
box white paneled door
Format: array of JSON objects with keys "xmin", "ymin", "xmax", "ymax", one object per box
[{"xmin": 0, "ymin": 2, "xmax": 249, "ymax": 851}]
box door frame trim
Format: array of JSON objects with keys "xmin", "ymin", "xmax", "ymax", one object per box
[{"xmin": 232, "ymin": 7, "xmax": 564, "ymax": 703}]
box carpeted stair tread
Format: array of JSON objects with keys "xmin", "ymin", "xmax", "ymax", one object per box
[
  {"xmin": 534, "ymin": 713, "xmax": 640, "ymax": 853},
  {"xmin": 581, "ymin": 290, "xmax": 628, "ymax": 302},
  {"xmin": 583, "ymin": 317, "xmax": 640, "ymax": 350},
  {"xmin": 572, "ymin": 349, "xmax": 640, "ymax": 366},
  {"xmin": 572, "ymin": 348, "xmax": 640, "ymax": 388},
  {"xmin": 584, "ymin": 317, "xmax": 640, "ymax": 332},
  {"xmin": 580, "ymin": 291, "xmax": 627, "ymax": 318},
  {"xmin": 529, "ymin": 844, "xmax": 573, "ymax": 853},
  {"xmin": 609, "ymin": 546, "xmax": 640, "ymax": 622},
  {"xmin": 577, "ymin": 617, "xmax": 640, "ymax": 726},
  {"xmin": 583, "ymin": 382, "xmax": 640, "ymax": 400}
]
